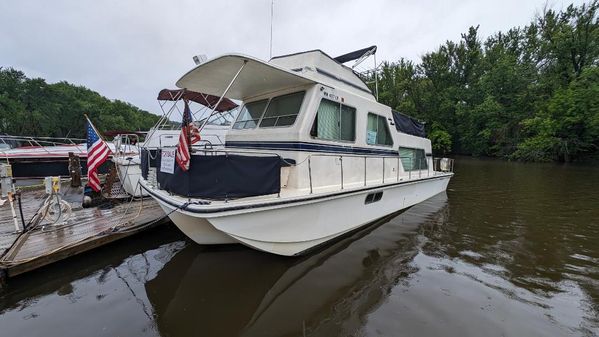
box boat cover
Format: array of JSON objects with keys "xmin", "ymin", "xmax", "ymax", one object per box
[
  {"xmin": 153, "ymin": 150, "xmax": 281, "ymax": 199},
  {"xmin": 140, "ymin": 148, "xmax": 157, "ymax": 179},
  {"xmin": 157, "ymin": 89, "xmax": 238, "ymax": 112},
  {"xmin": 391, "ymin": 110, "xmax": 426, "ymax": 138},
  {"xmin": 333, "ymin": 46, "xmax": 377, "ymax": 64}
]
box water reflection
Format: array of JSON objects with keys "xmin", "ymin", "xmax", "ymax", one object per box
[
  {"xmin": 1, "ymin": 158, "xmax": 598, "ymax": 337},
  {"xmin": 146, "ymin": 193, "xmax": 449, "ymax": 337}
]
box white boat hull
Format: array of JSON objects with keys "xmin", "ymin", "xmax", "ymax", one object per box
[
  {"xmin": 145, "ymin": 174, "xmax": 451, "ymax": 255},
  {"xmin": 156, "ymin": 202, "xmax": 238, "ymax": 245},
  {"xmin": 115, "ymin": 158, "xmax": 148, "ymax": 197}
]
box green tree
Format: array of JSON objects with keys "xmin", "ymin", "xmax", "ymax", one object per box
[
  {"xmin": 369, "ymin": 1, "xmax": 598, "ymax": 162},
  {"xmin": 0, "ymin": 68, "xmax": 160, "ymax": 138}
]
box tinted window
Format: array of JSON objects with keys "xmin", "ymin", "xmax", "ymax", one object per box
[
  {"xmin": 233, "ymin": 100, "xmax": 268, "ymax": 129},
  {"xmin": 259, "ymin": 91, "xmax": 305, "ymax": 127}
]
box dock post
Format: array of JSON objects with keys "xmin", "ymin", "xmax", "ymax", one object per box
[
  {"xmin": 0, "ymin": 268, "xmax": 7, "ymax": 286},
  {"xmin": 69, "ymin": 152, "xmax": 82, "ymax": 188},
  {"xmin": 8, "ymin": 192, "xmax": 20, "ymax": 232}
]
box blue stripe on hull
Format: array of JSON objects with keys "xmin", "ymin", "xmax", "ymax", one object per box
[{"xmin": 225, "ymin": 141, "xmax": 399, "ymax": 156}]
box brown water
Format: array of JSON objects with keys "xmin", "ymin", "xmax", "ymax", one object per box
[{"xmin": 1, "ymin": 157, "xmax": 598, "ymax": 337}]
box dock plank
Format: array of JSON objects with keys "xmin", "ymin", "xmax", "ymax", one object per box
[{"xmin": 0, "ymin": 185, "xmax": 169, "ymax": 279}]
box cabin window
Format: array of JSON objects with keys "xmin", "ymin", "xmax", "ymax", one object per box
[
  {"xmin": 259, "ymin": 91, "xmax": 305, "ymax": 128},
  {"xmin": 310, "ymin": 99, "xmax": 356, "ymax": 142},
  {"xmin": 366, "ymin": 113, "xmax": 393, "ymax": 146},
  {"xmin": 399, "ymin": 147, "xmax": 428, "ymax": 171},
  {"xmin": 232, "ymin": 99, "xmax": 269, "ymax": 129}
]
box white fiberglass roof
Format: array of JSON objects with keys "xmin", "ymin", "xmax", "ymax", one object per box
[{"xmin": 176, "ymin": 54, "xmax": 316, "ymax": 101}]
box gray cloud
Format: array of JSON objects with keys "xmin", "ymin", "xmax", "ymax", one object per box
[{"xmin": 0, "ymin": 0, "xmax": 585, "ymax": 115}]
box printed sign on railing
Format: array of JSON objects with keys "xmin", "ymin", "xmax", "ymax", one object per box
[{"xmin": 160, "ymin": 148, "xmax": 176, "ymax": 174}]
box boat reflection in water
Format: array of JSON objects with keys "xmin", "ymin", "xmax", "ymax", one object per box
[{"xmin": 145, "ymin": 192, "xmax": 449, "ymax": 337}]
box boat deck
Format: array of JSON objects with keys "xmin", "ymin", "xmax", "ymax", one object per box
[{"xmin": 0, "ymin": 184, "xmax": 168, "ymax": 280}]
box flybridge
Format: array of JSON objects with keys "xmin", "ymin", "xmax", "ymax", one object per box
[
  {"xmin": 270, "ymin": 48, "xmax": 376, "ymax": 99},
  {"xmin": 177, "ymin": 46, "xmax": 380, "ymax": 102}
]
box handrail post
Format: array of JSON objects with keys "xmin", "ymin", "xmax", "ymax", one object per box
[
  {"xmin": 199, "ymin": 60, "xmax": 247, "ymax": 133},
  {"xmin": 340, "ymin": 156, "xmax": 343, "ymax": 190},
  {"xmin": 382, "ymin": 157, "xmax": 385, "ymax": 184},
  {"xmin": 397, "ymin": 156, "xmax": 400, "ymax": 181},
  {"xmin": 419, "ymin": 158, "xmax": 422, "ymax": 178},
  {"xmin": 364, "ymin": 156, "xmax": 367, "ymax": 186},
  {"xmin": 308, "ymin": 156, "xmax": 313, "ymax": 194},
  {"xmin": 428, "ymin": 157, "xmax": 430, "ymax": 177},
  {"xmin": 409, "ymin": 157, "xmax": 412, "ymax": 180}
]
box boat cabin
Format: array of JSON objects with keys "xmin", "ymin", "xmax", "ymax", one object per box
[{"xmin": 157, "ymin": 49, "xmax": 434, "ymax": 196}]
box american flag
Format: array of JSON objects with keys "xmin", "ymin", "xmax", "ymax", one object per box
[
  {"xmin": 86, "ymin": 117, "xmax": 111, "ymax": 192},
  {"xmin": 175, "ymin": 100, "xmax": 200, "ymax": 171}
]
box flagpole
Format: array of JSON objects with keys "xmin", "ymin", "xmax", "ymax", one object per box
[{"xmin": 183, "ymin": 100, "xmax": 192, "ymax": 153}]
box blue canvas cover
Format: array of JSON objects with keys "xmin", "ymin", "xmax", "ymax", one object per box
[
  {"xmin": 391, "ymin": 110, "xmax": 426, "ymax": 138},
  {"xmin": 154, "ymin": 150, "xmax": 281, "ymax": 200}
]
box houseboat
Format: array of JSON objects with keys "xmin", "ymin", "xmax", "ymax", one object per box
[{"xmin": 139, "ymin": 47, "xmax": 454, "ymax": 256}]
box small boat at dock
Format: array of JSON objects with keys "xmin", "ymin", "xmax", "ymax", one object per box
[
  {"xmin": 111, "ymin": 88, "xmax": 239, "ymax": 197},
  {"xmin": 0, "ymin": 135, "xmax": 114, "ymax": 179}
]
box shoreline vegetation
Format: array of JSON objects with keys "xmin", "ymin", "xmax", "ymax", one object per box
[
  {"xmin": 1, "ymin": 2, "xmax": 597, "ymax": 162},
  {"xmin": 0, "ymin": 68, "xmax": 159, "ymax": 140},
  {"xmin": 368, "ymin": 1, "xmax": 598, "ymax": 162}
]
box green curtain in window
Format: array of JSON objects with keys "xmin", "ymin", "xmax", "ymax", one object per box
[
  {"xmin": 317, "ymin": 99, "xmax": 340, "ymax": 140},
  {"xmin": 399, "ymin": 148, "xmax": 427, "ymax": 171},
  {"xmin": 399, "ymin": 148, "xmax": 415, "ymax": 170}
]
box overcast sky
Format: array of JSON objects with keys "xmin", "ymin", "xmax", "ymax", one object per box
[{"xmin": 0, "ymin": 0, "xmax": 586, "ymax": 114}]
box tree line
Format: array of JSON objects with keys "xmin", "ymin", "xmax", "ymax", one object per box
[
  {"xmin": 0, "ymin": 68, "xmax": 159, "ymax": 139},
  {"xmin": 371, "ymin": 1, "xmax": 598, "ymax": 162}
]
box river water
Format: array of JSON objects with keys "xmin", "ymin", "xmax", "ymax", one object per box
[{"xmin": 0, "ymin": 157, "xmax": 598, "ymax": 337}]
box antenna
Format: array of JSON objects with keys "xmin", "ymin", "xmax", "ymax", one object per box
[
  {"xmin": 269, "ymin": 0, "xmax": 274, "ymax": 59},
  {"xmin": 374, "ymin": 52, "xmax": 378, "ymax": 101}
]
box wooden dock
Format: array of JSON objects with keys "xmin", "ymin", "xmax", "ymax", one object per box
[{"xmin": 0, "ymin": 184, "xmax": 168, "ymax": 281}]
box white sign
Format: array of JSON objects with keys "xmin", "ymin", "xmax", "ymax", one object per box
[
  {"xmin": 160, "ymin": 148, "xmax": 176, "ymax": 174},
  {"xmin": 367, "ymin": 130, "xmax": 377, "ymax": 145}
]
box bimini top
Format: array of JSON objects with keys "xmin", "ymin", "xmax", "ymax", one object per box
[
  {"xmin": 157, "ymin": 88, "xmax": 238, "ymax": 112},
  {"xmin": 176, "ymin": 49, "xmax": 376, "ymax": 102},
  {"xmin": 176, "ymin": 54, "xmax": 316, "ymax": 101}
]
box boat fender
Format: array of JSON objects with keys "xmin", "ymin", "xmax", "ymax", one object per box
[{"xmin": 83, "ymin": 196, "xmax": 93, "ymax": 208}]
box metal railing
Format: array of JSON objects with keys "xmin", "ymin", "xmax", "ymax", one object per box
[
  {"xmin": 113, "ymin": 133, "xmax": 140, "ymax": 155},
  {"xmin": 433, "ymin": 157, "xmax": 455, "ymax": 173},
  {"xmin": 157, "ymin": 133, "xmax": 226, "ymax": 148},
  {"xmin": 0, "ymin": 135, "xmax": 86, "ymax": 155},
  {"xmin": 305, "ymin": 153, "xmax": 432, "ymax": 194},
  {"xmin": 142, "ymin": 146, "xmax": 453, "ymax": 196}
]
